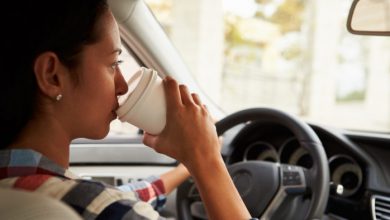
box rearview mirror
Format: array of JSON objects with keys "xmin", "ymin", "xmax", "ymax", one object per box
[{"xmin": 347, "ymin": 0, "xmax": 390, "ymax": 36}]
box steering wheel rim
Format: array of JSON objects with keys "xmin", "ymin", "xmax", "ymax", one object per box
[{"xmin": 177, "ymin": 108, "xmax": 329, "ymax": 220}]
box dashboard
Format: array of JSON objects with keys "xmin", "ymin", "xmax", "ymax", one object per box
[
  {"xmin": 221, "ymin": 121, "xmax": 372, "ymax": 219},
  {"xmin": 69, "ymin": 119, "xmax": 390, "ymax": 219}
]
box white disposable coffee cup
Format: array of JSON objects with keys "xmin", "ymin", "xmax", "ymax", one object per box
[{"xmin": 116, "ymin": 67, "xmax": 166, "ymax": 135}]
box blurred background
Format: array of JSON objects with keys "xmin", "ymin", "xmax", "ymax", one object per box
[{"xmin": 141, "ymin": 0, "xmax": 390, "ymax": 132}]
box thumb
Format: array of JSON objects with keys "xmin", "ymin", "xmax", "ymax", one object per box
[{"xmin": 143, "ymin": 132, "xmax": 158, "ymax": 148}]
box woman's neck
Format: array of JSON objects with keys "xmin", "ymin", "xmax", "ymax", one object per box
[{"xmin": 9, "ymin": 116, "xmax": 71, "ymax": 168}]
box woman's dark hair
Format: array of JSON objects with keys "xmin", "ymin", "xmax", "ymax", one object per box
[{"xmin": 0, "ymin": 0, "xmax": 109, "ymax": 148}]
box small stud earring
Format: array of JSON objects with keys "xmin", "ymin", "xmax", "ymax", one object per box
[{"xmin": 56, "ymin": 94, "xmax": 63, "ymax": 101}]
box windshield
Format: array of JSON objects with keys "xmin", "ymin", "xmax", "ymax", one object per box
[{"xmin": 145, "ymin": 0, "xmax": 390, "ymax": 132}]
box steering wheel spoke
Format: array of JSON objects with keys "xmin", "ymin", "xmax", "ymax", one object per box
[
  {"xmin": 190, "ymin": 201, "xmax": 208, "ymax": 220},
  {"xmin": 187, "ymin": 184, "xmax": 202, "ymax": 202}
]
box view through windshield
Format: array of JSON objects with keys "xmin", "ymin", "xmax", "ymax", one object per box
[{"xmin": 145, "ymin": 0, "xmax": 390, "ymax": 132}]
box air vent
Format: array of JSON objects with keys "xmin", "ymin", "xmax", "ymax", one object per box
[{"xmin": 372, "ymin": 195, "xmax": 390, "ymax": 220}]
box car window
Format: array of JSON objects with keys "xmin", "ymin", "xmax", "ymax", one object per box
[
  {"xmin": 108, "ymin": 43, "xmax": 141, "ymax": 137},
  {"xmin": 145, "ymin": 0, "xmax": 390, "ymax": 132}
]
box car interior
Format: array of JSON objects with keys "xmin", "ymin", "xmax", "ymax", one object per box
[{"xmin": 1, "ymin": 0, "xmax": 390, "ymax": 219}]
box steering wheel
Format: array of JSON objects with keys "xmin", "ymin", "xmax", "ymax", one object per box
[{"xmin": 177, "ymin": 108, "xmax": 329, "ymax": 220}]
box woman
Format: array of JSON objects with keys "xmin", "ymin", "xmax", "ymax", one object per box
[{"xmin": 0, "ymin": 0, "xmax": 253, "ymax": 219}]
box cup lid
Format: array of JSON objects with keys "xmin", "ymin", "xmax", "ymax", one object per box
[{"xmin": 117, "ymin": 67, "xmax": 154, "ymax": 117}]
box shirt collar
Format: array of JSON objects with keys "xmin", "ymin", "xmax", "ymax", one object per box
[{"xmin": 0, "ymin": 149, "xmax": 78, "ymax": 179}]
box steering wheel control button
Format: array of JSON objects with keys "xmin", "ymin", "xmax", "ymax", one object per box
[
  {"xmin": 280, "ymin": 165, "xmax": 307, "ymax": 195},
  {"xmin": 285, "ymin": 187, "xmax": 306, "ymax": 195},
  {"xmin": 283, "ymin": 171, "xmax": 302, "ymax": 185},
  {"xmin": 282, "ymin": 165, "xmax": 303, "ymax": 186}
]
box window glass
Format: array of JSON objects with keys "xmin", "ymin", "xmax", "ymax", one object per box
[
  {"xmin": 145, "ymin": 0, "xmax": 390, "ymax": 132},
  {"xmin": 108, "ymin": 44, "xmax": 141, "ymax": 137}
]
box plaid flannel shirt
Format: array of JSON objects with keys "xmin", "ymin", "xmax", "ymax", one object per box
[{"xmin": 0, "ymin": 149, "xmax": 167, "ymax": 220}]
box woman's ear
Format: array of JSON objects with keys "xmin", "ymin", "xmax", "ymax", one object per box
[{"xmin": 33, "ymin": 52, "xmax": 65, "ymax": 100}]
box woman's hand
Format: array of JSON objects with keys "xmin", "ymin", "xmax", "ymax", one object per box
[
  {"xmin": 143, "ymin": 76, "xmax": 220, "ymax": 170},
  {"xmin": 143, "ymin": 76, "xmax": 251, "ymax": 220}
]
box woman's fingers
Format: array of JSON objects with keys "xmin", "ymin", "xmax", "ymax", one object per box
[
  {"xmin": 149, "ymin": 77, "xmax": 221, "ymax": 166},
  {"xmin": 179, "ymin": 84, "xmax": 195, "ymax": 106},
  {"xmin": 164, "ymin": 76, "xmax": 204, "ymax": 108},
  {"xmin": 164, "ymin": 76, "xmax": 183, "ymax": 110},
  {"xmin": 192, "ymin": 93, "xmax": 202, "ymax": 106}
]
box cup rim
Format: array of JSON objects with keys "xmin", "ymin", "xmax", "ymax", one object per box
[
  {"xmin": 117, "ymin": 67, "xmax": 155, "ymax": 117},
  {"xmin": 121, "ymin": 71, "xmax": 157, "ymax": 117}
]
